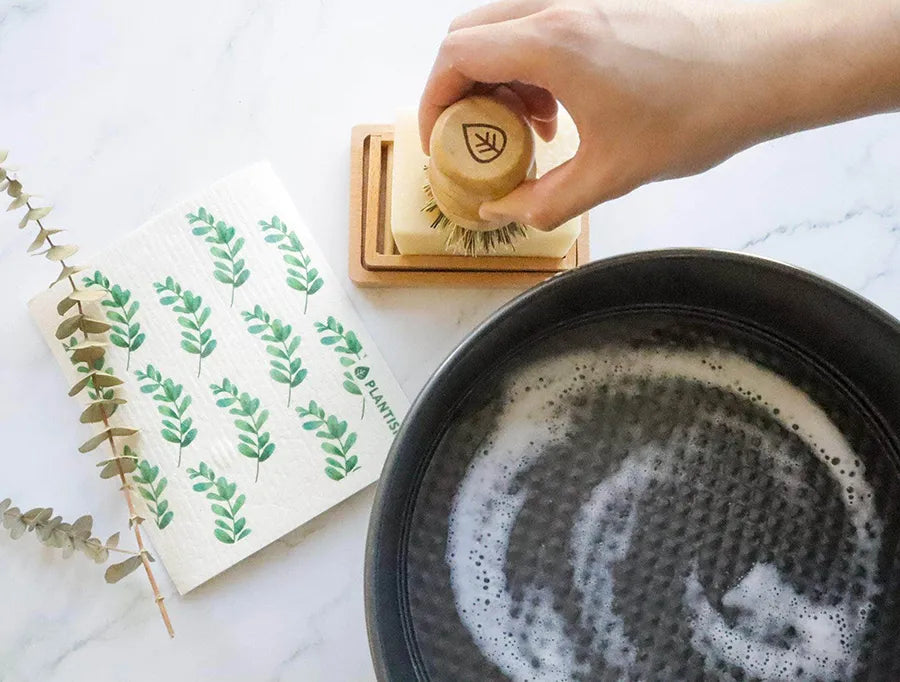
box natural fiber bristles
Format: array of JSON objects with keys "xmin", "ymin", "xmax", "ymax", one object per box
[{"xmin": 422, "ymin": 176, "xmax": 528, "ymax": 257}]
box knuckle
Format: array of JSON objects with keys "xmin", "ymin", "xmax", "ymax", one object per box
[
  {"xmin": 538, "ymin": 5, "xmax": 590, "ymax": 43},
  {"xmin": 447, "ymin": 14, "xmax": 468, "ymax": 33},
  {"xmin": 439, "ymin": 30, "xmax": 466, "ymax": 59}
]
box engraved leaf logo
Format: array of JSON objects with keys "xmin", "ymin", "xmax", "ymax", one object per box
[{"xmin": 462, "ymin": 124, "xmax": 507, "ymax": 163}]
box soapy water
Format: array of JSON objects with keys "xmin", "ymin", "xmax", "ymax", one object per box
[{"xmin": 445, "ymin": 346, "xmax": 883, "ymax": 681}]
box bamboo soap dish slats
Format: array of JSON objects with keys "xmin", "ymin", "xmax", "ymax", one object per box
[{"xmin": 349, "ymin": 125, "xmax": 590, "ymax": 288}]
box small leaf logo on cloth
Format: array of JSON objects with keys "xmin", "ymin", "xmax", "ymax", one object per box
[{"xmin": 462, "ymin": 123, "xmax": 507, "ymax": 163}]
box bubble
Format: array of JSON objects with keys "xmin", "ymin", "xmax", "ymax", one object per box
[{"xmin": 445, "ymin": 346, "xmax": 882, "ymax": 681}]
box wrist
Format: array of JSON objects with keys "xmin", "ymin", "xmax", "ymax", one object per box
[{"xmin": 717, "ymin": 0, "xmax": 900, "ymax": 145}]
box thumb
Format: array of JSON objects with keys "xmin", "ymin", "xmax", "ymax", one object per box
[{"xmin": 478, "ymin": 151, "xmax": 622, "ymax": 231}]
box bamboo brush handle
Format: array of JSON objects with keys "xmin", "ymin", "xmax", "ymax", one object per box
[{"xmin": 427, "ymin": 95, "xmax": 536, "ymax": 232}]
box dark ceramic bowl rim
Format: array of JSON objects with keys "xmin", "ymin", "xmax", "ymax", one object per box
[{"xmin": 364, "ymin": 248, "xmax": 900, "ymax": 680}]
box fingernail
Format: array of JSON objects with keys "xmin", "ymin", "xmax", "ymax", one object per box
[{"xmin": 531, "ymin": 112, "xmax": 557, "ymax": 123}]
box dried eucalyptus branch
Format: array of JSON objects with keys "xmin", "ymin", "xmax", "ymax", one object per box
[
  {"xmin": 0, "ymin": 498, "xmax": 132, "ymax": 564},
  {"xmin": 1, "ymin": 152, "xmax": 174, "ymax": 637},
  {"xmin": 62, "ymin": 337, "xmax": 120, "ymax": 404}
]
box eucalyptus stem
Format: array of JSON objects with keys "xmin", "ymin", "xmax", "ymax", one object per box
[
  {"xmin": 107, "ymin": 546, "xmax": 140, "ymax": 556},
  {"xmin": 102, "ymin": 369, "xmax": 173, "ymax": 637},
  {"xmin": 18, "ymin": 193, "xmax": 174, "ymax": 637}
]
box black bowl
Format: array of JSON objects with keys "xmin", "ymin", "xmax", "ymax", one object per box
[{"xmin": 365, "ymin": 249, "xmax": 900, "ymax": 680}]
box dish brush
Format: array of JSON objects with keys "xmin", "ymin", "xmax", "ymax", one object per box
[{"xmin": 421, "ymin": 95, "xmax": 536, "ymax": 256}]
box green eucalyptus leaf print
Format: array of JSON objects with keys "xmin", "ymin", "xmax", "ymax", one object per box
[
  {"xmin": 132, "ymin": 458, "xmax": 174, "ymax": 530},
  {"xmin": 186, "ymin": 207, "xmax": 251, "ymax": 306},
  {"xmin": 296, "ymin": 400, "xmax": 360, "ymax": 481},
  {"xmin": 259, "ymin": 215, "xmax": 323, "ymax": 314},
  {"xmin": 134, "ymin": 364, "xmax": 197, "ymax": 467},
  {"xmin": 210, "ymin": 378, "xmax": 275, "ymax": 482},
  {"xmin": 82, "ymin": 270, "xmax": 145, "ymax": 370},
  {"xmin": 241, "ymin": 304, "xmax": 307, "ymax": 407},
  {"xmin": 314, "ymin": 316, "xmax": 367, "ymax": 418},
  {"xmin": 153, "ymin": 276, "xmax": 217, "ymax": 377},
  {"xmin": 186, "ymin": 462, "xmax": 251, "ymax": 544}
]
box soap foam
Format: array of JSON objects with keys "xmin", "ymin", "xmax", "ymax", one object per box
[
  {"xmin": 445, "ymin": 346, "xmax": 882, "ymax": 681},
  {"xmin": 447, "ymin": 387, "xmax": 581, "ymax": 680},
  {"xmin": 685, "ymin": 563, "xmax": 866, "ymax": 680}
]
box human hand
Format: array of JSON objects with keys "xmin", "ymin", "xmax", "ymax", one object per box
[{"xmin": 419, "ymin": 0, "xmax": 900, "ymax": 230}]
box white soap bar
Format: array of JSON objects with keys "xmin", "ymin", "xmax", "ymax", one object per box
[{"xmin": 390, "ymin": 108, "xmax": 583, "ymax": 258}]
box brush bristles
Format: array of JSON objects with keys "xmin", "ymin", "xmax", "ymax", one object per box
[{"xmin": 422, "ymin": 174, "xmax": 528, "ymax": 256}]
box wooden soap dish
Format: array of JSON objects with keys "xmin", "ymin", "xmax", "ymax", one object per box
[{"xmin": 349, "ymin": 125, "xmax": 590, "ymax": 287}]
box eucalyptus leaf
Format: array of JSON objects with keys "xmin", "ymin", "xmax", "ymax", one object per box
[
  {"xmin": 27, "ymin": 227, "xmax": 63, "ymax": 253},
  {"xmin": 241, "ymin": 305, "xmax": 306, "ymax": 406},
  {"xmin": 105, "ymin": 555, "xmax": 143, "ymax": 584},
  {"xmin": 295, "ymin": 400, "xmax": 361, "ymax": 481},
  {"xmin": 55, "ymin": 313, "xmax": 111, "ymax": 339},
  {"xmin": 51, "ymin": 264, "xmax": 86, "ymax": 287},
  {"xmin": 210, "ymin": 378, "xmax": 275, "ymax": 482},
  {"xmin": 82, "ymin": 271, "xmax": 145, "ymax": 370},
  {"xmin": 68, "ymin": 287, "xmax": 106, "ymax": 303},
  {"xmin": 259, "ymin": 216, "xmax": 323, "ymax": 314},
  {"xmin": 79, "ymin": 399, "xmax": 126, "ymax": 424},
  {"xmin": 154, "ymin": 278, "xmax": 216, "ymax": 376},
  {"xmin": 186, "ymin": 208, "xmax": 251, "ymax": 306},
  {"xmin": 7, "ymin": 193, "xmax": 28, "ymax": 210},
  {"xmin": 1, "ymin": 497, "xmax": 120, "ymax": 567},
  {"xmin": 187, "ymin": 462, "xmax": 251, "ymax": 544},
  {"xmin": 57, "ymin": 296, "xmax": 78, "ymax": 315},
  {"xmin": 69, "ymin": 371, "xmax": 122, "ymax": 397},
  {"xmin": 71, "ymin": 515, "xmax": 93, "ymax": 537},
  {"xmin": 135, "ymin": 364, "xmax": 196, "ymax": 468},
  {"xmin": 55, "ymin": 314, "xmax": 87, "ymax": 339},
  {"xmin": 132, "ymin": 456, "xmax": 175, "ymax": 530},
  {"xmin": 18, "ymin": 205, "xmax": 51, "ymax": 228},
  {"xmin": 78, "ymin": 426, "xmax": 139, "ymax": 454},
  {"xmin": 315, "ymin": 317, "xmax": 367, "ymax": 417},
  {"xmin": 69, "ymin": 342, "xmax": 107, "ymax": 365},
  {"xmin": 41, "ymin": 244, "xmax": 78, "ymax": 261}
]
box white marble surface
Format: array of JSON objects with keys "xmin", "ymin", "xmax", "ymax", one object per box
[{"xmin": 0, "ymin": 1, "xmax": 898, "ymax": 680}]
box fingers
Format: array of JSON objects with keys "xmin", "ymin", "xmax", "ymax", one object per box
[
  {"xmin": 419, "ymin": 19, "xmax": 544, "ymax": 152},
  {"xmin": 479, "ymin": 151, "xmax": 632, "ymax": 230},
  {"xmin": 483, "ymin": 83, "xmax": 557, "ymax": 142},
  {"xmin": 507, "ymin": 82, "xmax": 556, "ymax": 121},
  {"xmin": 419, "ymin": 60, "xmax": 477, "ymax": 153},
  {"xmin": 448, "ymin": 0, "xmax": 550, "ymax": 32},
  {"xmin": 506, "ymin": 81, "xmax": 558, "ymax": 141}
]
